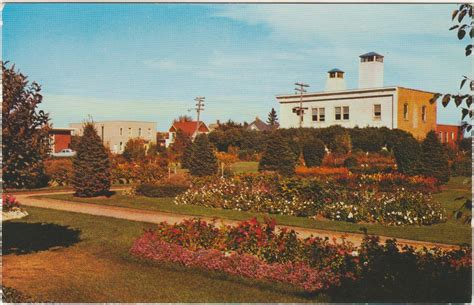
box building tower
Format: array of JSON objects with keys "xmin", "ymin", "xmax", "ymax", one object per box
[
  {"xmin": 325, "ymin": 68, "xmax": 346, "ymax": 91},
  {"xmin": 358, "ymin": 52, "xmax": 384, "ymax": 89}
]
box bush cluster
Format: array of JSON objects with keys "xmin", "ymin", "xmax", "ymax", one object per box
[
  {"xmin": 44, "ymin": 158, "xmax": 73, "ymax": 186},
  {"xmin": 130, "ymin": 218, "xmax": 471, "ymax": 301},
  {"xmin": 2, "ymin": 194, "xmax": 20, "ymax": 211},
  {"xmin": 135, "ymin": 184, "xmax": 188, "ymax": 198},
  {"xmin": 175, "ymin": 174, "xmax": 446, "ymax": 226}
]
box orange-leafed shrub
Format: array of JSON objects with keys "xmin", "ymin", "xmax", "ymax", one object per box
[
  {"xmin": 44, "ymin": 158, "xmax": 73, "ymax": 186},
  {"xmin": 295, "ymin": 166, "xmax": 350, "ymax": 178}
]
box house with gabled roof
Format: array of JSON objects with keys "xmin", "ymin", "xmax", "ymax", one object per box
[
  {"xmin": 247, "ymin": 116, "xmax": 279, "ymax": 132},
  {"xmin": 166, "ymin": 120, "xmax": 210, "ymax": 147}
]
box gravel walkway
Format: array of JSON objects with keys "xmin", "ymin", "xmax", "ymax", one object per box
[{"xmin": 15, "ymin": 190, "xmax": 458, "ymax": 250}]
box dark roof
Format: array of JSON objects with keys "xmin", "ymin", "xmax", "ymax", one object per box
[
  {"xmin": 247, "ymin": 117, "xmax": 279, "ymax": 131},
  {"xmin": 328, "ymin": 68, "xmax": 344, "ymax": 73},
  {"xmin": 359, "ymin": 52, "xmax": 384, "ymax": 58}
]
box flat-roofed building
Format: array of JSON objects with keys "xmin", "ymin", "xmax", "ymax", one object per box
[
  {"xmin": 277, "ymin": 52, "xmax": 437, "ymax": 139},
  {"xmin": 69, "ymin": 120, "xmax": 156, "ymax": 154}
]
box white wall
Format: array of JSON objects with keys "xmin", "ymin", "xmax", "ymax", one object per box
[{"xmin": 278, "ymin": 88, "xmax": 396, "ymax": 129}]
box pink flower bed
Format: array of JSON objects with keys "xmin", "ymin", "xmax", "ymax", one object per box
[{"xmin": 130, "ymin": 231, "xmax": 345, "ymax": 292}]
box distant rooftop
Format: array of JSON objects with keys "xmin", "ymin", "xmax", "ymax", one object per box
[
  {"xmin": 359, "ymin": 52, "xmax": 384, "ymax": 58},
  {"xmin": 328, "ymin": 68, "xmax": 344, "ymax": 73}
]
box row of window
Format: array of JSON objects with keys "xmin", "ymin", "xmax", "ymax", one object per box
[
  {"xmin": 310, "ymin": 104, "xmax": 382, "ymax": 122},
  {"xmin": 118, "ymin": 127, "xmax": 152, "ymax": 137},
  {"xmin": 403, "ymin": 104, "xmax": 428, "ymax": 122},
  {"xmin": 438, "ymin": 131, "xmax": 456, "ymax": 143}
]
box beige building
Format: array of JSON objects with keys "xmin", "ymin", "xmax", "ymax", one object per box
[{"xmin": 69, "ymin": 121, "xmax": 157, "ymax": 154}]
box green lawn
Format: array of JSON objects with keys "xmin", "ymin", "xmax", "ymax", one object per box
[
  {"xmin": 231, "ymin": 161, "xmax": 259, "ymax": 174},
  {"xmin": 39, "ymin": 177, "xmax": 472, "ymax": 245},
  {"xmin": 3, "ymin": 207, "xmax": 324, "ymax": 302}
]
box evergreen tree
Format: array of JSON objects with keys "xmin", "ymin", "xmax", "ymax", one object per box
[
  {"xmin": 72, "ymin": 122, "xmax": 111, "ymax": 197},
  {"xmin": 420, "ymin": 131, "xmax": 451, "ymax": 183},
  {"xmin": 188, "ymin": 134, "xmax": 218, "ymax": 176},
  {"xmin": 259, "ymin": 133, "xmax": 296, "ymax": 176},
  {"xmin": 393, "ymin": 135, "xmax": 421, "ymax": 176},
  {"xmin": 2, "ymin": 62, "xmax": 50, "ymax": 189},
  {"xmin": 169, "ymin": 129, "xmax": 192, "ymax": 162},
  {"xmin": 303, "ymin": 138, "xmax": 326, "ymax": 167},
  {"xmin": 267, "ymin": 108, "xmax": 279, "ymax": 128},
  {"xmin": 181, "ymin": 144, "xmax": 194, "ymax": 169}
]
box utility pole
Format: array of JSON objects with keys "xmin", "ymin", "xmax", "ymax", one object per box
[
  {"xmin": 294, "ymin": 82, "xmax": 309, "ymax": 128},
  {"xmin": 194, "ymin": 96, "xmax": 205, "ymax": 137}
]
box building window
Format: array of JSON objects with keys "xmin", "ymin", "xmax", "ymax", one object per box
[
  {"xmin": 139, "ymin": 128, "xmax": 142, "ymax": 137},
  {"xmin": 312, "ymin": 108, "xmax": 318, "ymax": 121},
  {"xmin": 119, "ymin": 142, "xmax": 123, "ymax": 151},
  {"xmin": 445, "ymin": 132, "xmax": 449, "ymax": 143},
  {"xmin": 403, "ymin": 103, "xmax": 408, "ymax": 120},
  {"xmin": 421, "ymin": 106, "xmax": 427, "ymax": 122},
  {"xmin": 329, "ymin": 72, "xmax": 336, "ymax": 78},
  {"xmin": 120, "ymin": 128, "xmax": 123, "ymax": 136},
  {"xmin": 451, "ymin": 132, "xmax": 455, "ymax": 140},
  {"xmin": 374, "ymin": 104, "xmax": 381, "ymax": 119},
  {"xmin": 335, "ymin": 107, "xmax": 342, "ymax": 120},
  {"xmin": 343, "ymin": 106, "xmax": 350, "ymax": 120},
  {"xmin": 128, "ymin": 128, "xmax": 132, "ymax": 136},
  {"xmin": 148, "ymin": 128, "xmax": 151, "ymax": 137},
  {"xmin": 312, "ymin": 108, "xmax": 326, "ymax": 122},
  {"xmin": 319, "ymin": 108, "xmax": 325, "ymax": 122}
]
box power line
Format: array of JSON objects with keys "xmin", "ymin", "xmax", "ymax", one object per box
[{"xmin": 194, "ymin": 96, "xmax": 205, "ymax": 137}]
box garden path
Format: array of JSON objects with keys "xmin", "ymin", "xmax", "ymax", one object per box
[{"xmin": 15, "ymin": 190, "xmax": 458, "ymax": 250}]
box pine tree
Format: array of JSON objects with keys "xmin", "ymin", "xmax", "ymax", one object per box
[
  {"xmin": 303, "ymin": 138, "xmax": 326, "ymax": 167},
  {"xmin": 72, "ymin": 122, "xmax": 111, "ymax": 197},
  {"xmin": 267, "ymin": 108, "xmax": 279, "ymax": 128},
  {"xmin": 188, "ymin": 134, "xmax": 218, "ymax": 176},
  {"xmin": 259, "ymin": 133, "xmax": 296, "ymax": 176},
  {"xmin": 2, "ymin": 62, "xmax": 50, "ymax": 189},
  {"xmin": 181, "ymin": 144, "xmax": 194, "ymax": 169},
  {"xmin": 169, "ymin": 129, "xmax": 192, "ymax": 162},
  {"xmin": 393, "ymin": 135, "xmax": 421, "ymax": 176},
  {"xmin": 420, "ymin": 131, "xmax": 450, "ymax": 183}
]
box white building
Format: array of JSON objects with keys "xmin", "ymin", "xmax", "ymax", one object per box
[
  {"xmin": 69, "ymin": 120, "xmax": 157, "ymax": 154},
  {"xmin": 277, "ymin": 52, "xmax": 437, "ymax": 139}
]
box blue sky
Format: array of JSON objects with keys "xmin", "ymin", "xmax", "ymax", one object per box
[{"xmin": 3, "ymin": 4, "xmax": 470, "ymax": 130}]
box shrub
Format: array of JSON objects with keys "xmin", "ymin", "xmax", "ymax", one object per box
[
  {"xmin": 122, "ymin": 138, "xmax": 147, "ymax": 161},
  {"xmin": 452, "ymin": 158, "xmax": 472, "ymax": 177},
  {"xmin": 420, "ymin": 131, "xmax": 451, "ymax": 184},
  {"xmin": 295, "ymin": 166, "xmax": 350, "ymax": 178},
  {"xmin": 259, "ymin": 133, "xmax": 296, "ymax": 176},
  {"xmin": 329, "ymin": 132, "xmax": 352, "ymax": 155},
  {"xmin": 302, "ymin": 139, "xmax": 326, "ymax": 167},
  {"xmin": 72, "ymin": 122, "xmax": 111, "ymax": 197},
  {"xmin": 393, "ymin": 135, "xmax": 421, "ymax": 176},
  {"xmin": 343, "ymin": 156, "xmax": 358, "ymax": 169},
  {"xmin": 44, "ymin": 158, "xmax": 73, "ymax": 186},
  {"xmin": 135, "ymin": 183, "xmax": 188, "ymax": 198}
]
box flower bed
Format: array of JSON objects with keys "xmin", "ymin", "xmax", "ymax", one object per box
[
  {"xmin": 2, "ymin": 195, "xmax": 28, "ymax": 221},
  {"xmin": 175, "ymin": 174, "xmax": 446, "ymax": 226},
  {"xmin": 130, "ymin": 218, "xmax": 472, "ymax": 301}
]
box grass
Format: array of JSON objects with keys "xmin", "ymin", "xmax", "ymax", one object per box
[
  {"xmin": 231, "ymin": 161, "xmax": 259, "ymax": 174},
  {"xmin": 3, "ymin": 207, "xmax": 325, "ymax": 302},
  {"xmin": 38, "ymin": 177, "xmax": 472, "ymax": 245}
]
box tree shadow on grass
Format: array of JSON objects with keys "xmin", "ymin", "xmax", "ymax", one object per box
[{"xmin": 2, "ymin": 222, "xmax": 81, "ymax": 255}]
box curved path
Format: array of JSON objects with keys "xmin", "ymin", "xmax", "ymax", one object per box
[{"xmin": 14, "ymin": 190, "xmax": 458, "ymax": 250}]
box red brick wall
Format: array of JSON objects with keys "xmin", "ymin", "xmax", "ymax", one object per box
[
  {"xmin": 53, "ymin": 134, "xmax": 72, "ymax": 153},
  {"xmin": 436, "ymin": 124, "xmax": 463, "ymax": 148}
]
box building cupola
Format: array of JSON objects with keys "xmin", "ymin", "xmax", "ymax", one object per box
[
  {"xmin": 325, "ymin": 68, "xmax": 346, "ymax": 91},
  {"xmin": 358, "ymin": 52, "xmax": 384, "ymax": 89}
]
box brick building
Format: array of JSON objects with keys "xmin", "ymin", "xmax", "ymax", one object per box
[
  {"xmin": 49, "ymin": 128, "xmax": 76, "ymax": 153},
  {"xmin": 436, "ymin": 124, "xmax": 463, "ymax": 148}
]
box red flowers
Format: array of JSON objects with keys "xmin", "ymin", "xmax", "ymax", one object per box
[{"xmin": 2, "ymin": 194, "xmax": 20, "ymax": 211}]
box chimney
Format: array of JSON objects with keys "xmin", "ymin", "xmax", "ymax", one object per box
[
  {"xmin": 359, "ymin": 52, "xmax": 384, "ymax": 88},
  {"xmin": 325, "ymin": 68, "xmax": 346, "ymax": 91}
]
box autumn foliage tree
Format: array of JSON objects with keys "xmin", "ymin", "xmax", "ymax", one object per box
[
  {"xmin": 72, "ymin": 122, "xmax": 111, "ymax": 197},
  {"xmin": 2, "ymin": 62, "xmax": 51, "ymax": 189},
  {"xmin": 122, "ymin": 138, "xmax": 147, "ymax": 161}
]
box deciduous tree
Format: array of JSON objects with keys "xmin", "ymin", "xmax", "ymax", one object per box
[{"xmin": 2, "ymin": 62, "xmax": 50, "ymax": 188}]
